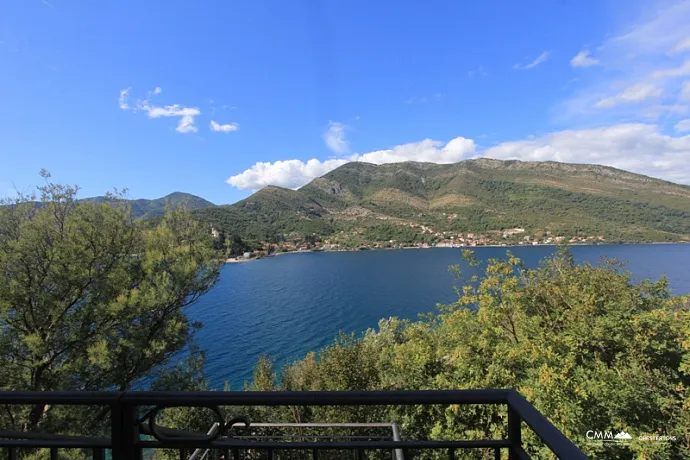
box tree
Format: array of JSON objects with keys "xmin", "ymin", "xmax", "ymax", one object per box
[
  {"xmin": 225, "ymin": 234, "xmax": 251, "ymax": 258},
  {"xmin": 0, "ymin": 174, "xmax": 221, "ymax": 435},
  {"xmin": 211, "ymin": 229, "xmax": 226, "ymax": 252},
  {"xmin": 249, "ymin": 248, "xmax": 690, "ymax": 459}
]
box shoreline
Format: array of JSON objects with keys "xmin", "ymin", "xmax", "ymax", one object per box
[{"xmin": 223, "ymin": 241, "xmax": 688, "ymax": 264}]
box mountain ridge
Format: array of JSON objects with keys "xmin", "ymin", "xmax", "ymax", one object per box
[
  {"xmin": 80, "ymin": 191, "xmax": 215, "ymax": 220},
  {"xmin": 190, "ymin": 159, "xmax": 690, "ymax": 244}
]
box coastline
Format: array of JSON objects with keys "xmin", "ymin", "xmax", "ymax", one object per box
[{"xmin": 222, "ymin": 241, "xmax": 688, "ymax": 264}]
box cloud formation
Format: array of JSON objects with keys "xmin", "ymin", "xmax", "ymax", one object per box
[
  {"xmin": 681, "ymin": 81, "xmax": 690, "ymax": 101},
  {"xmin": 118, "ymin": 88, "xmax": 130, "ymax": 110},
  {"xmin": 227, "ymin": 136, "xmax": 476, "ymax": 190},
  {"xmin": 482, "ymin": 123, "xmax": 690, "ymax": 184},
  {"xmin": 468, "ymin": 65, "xmax": 487, "ymax": 77},
  {"xmin": 595, "ymin": 83, "xmax": 662, "ymax": 108},
  {"xmin": 140, "ymin": 103, "xmax": 201, "ymax": 134},
  {"xmin": 323, "ymin": 121, "xmax": 349, "ymax": 153},
  {"xmin": 557, "ymin": 2, "xmax": 690, "ymax": 122},
  {"xmin": 226, "ymin": 124, "xmax": 690, "ymax": 191},
  {"xmin": 119, "ymin": 87, "xmax": 201, "ymax": 134},
  {"xmin": 513, "ymin": 51, "xmax": 550, "ymax": 70},
  {"xmin": 570, "ymin": 50, "xmax": 599, "ymax": 67},
  {"xmin": 670, "ymin": 36, "xmax": 690, "ymax": 55},
  {"xmin": 210, "ymin": 120, "xmax": 239, "ymax": 133},
  {"xmin": 227, "ymin": 159, "xmax": 349, "ymax": 190},
  {"xmin": 651, "ymin": 60, "xmax": 690, "ymax": 79}
]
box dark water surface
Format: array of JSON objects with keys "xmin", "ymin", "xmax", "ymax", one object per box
[{"xmin": 187, "ymin": 244, "xmax": 690, "ymax": 388}]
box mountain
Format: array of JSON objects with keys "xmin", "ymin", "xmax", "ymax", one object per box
[
  {"xmin": 83, "ymin": 192, "xmax": 215, "ymax": 220},
  {"xmin": 191, "ymin": 159, "xmax": 690, "ymax": 243}
]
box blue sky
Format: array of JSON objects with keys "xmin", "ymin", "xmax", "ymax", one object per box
[{"xmin": 1, "ymin": 0, "xmax": 690, "ymax": 204}]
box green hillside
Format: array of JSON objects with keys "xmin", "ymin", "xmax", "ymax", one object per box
[
  {"xmin": 191, "ymin": 186, "xmax": 334, "ymax": 239},
  {"xmin": 192, "ymin": 159, "xmax": 690, "ymax": 243},
  {"xmin": 83, "ymin": 192, "xmax": 214, "ymax": 220}
]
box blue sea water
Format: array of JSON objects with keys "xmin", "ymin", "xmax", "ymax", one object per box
[{"xmin": 186, "ymin": 244, "xmax": 690, "ymax": 388}]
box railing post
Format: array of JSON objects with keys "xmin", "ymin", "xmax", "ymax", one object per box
[
  {"xmin": 110, "ymin": 399, "xmax": 140, "ymax": 460},
  {"xmin": 508, "ymin": 405, "xmax": 522, "ymax": 460},
  {"xmin": 391, "ymin": 422, "xmax": 405, "ymax": 460}
]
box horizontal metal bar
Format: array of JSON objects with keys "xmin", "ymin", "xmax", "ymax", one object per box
[
  {"xmin": 123, "ymin": 389, "xmax": 512, "ymax": 406},
  {"xmin": 231, "ymin": 436, "xmax": 393, "ymax": 440},
  {"xmin": 0, "ymin": 389, "xmax": 588, "ymax": 459},
  {"xmin": 0, "ymin": 430, "xmax": 111, "ymax": 443},
  {"xmin": 138, "ymin": 439, "xmax": 511, "ymax": 450},
  {"xmin": 0, "ymin": 389, "xmax": 510, "ymax": 407},
  {"xmin": 230, "ymin": 423, "xmax": 396, "ymax": 428},
  {"xmin": 507, "ymin": 390, "xmax": 588, "ymax": 459},
  {"xmin": 139, "ymin": 422, "xmax": 213, "ymax": 440},
  {"xmin": 0, "ymin": 391, "xmax": 121, "ymax": 405},
  {"xmin": 0, "ymin": 439, "xmax": 111, "ymax": 448}
]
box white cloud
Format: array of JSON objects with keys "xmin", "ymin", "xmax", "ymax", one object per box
[
  {"xmin": 146, "ymin": 87, "xmax": 163, "ymax": 99},
  {"xmin": 227, "ymin": 124, "xmax": 690, "ymax": 191},
  {"xmin": 640, "ymin": 104, "xmax": 688, "ymax": 119},
  {"xmin": 210, "ymin": 120, "xmax": 239, "ymax": 133},
  {"xmin": 606, "ymin": 1, "xmax": 690, "ymax": 59},
  {"xmin": 176, "ymin": 114, "xmax": 199, "ymax": 134},
  {"xmin": 570, "ymin": 50, "xmax": 599, "ymax": 67},
  {"xmin": 670, "ymin": 36, "xmax": 690, "ymax": 55},
  {"xmin": 145, "ymin": 104, "xmax": 199, "ymax": 118},
  {"xmin": 651, "ymin": 60, "xmax": 690, "ymax": 79},
  {"xmin": 675, "ymin": 119, "xmax": 690, "ymax": 132},
  {"xmin": 353, "ymin": 137, "xmax": 475, "ymax": 165},
  {"xmin": 227, "ymin": 158, "xmax": 349, "ymax": 190},
  {"xmin": 118, "ymin": 88, "xmax": 131, "ymax": 110},
  {"xmin": 482, "ymin": 123, "xmax": 690, "ymax": 184},
  {"xmin": 513, "ymin": 51, "xmax": 550, "ymax": 70},
  {"xmin": 141, "ymin": 103, "xmax": 201, "ymax": 134},
  {"xmin": 595, "ymin": 83, "xmax": 663, "ymax": 108},
  {"xmin": 557, "ymin": 1, "xmax": 690, "ymax": 123},
  {"xmin": 323, "ymin": 121, "xmax": 349, "ymax": 154},
  {"xmin": 468, "ymin": 65, "xmax": 487, "ymax": 77},
  {"xmin": 227, "ymin": 136, "xmax": 476, "ymax": 190},
  {"xmin": 120, "ymin": 88, "xmax": 201, "ymax": 134},
  {"xmin": 681, "ymin": 81, "xmax": 690, "ymax": 101}
]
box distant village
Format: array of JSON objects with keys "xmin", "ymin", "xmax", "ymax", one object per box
[{"xmin": 213, "ymin": 224, "xmax": 607, "ymax": 261}]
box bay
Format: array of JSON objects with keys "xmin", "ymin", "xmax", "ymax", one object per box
[{"xmin": 187, "ymin": 244, "xmax": 690, "ymax": 388}]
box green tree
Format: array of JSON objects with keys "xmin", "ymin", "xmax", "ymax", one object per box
[
  {"xmin": 0, "ymin": 174, "xmax": 221, "ymax": 438},
  {"xmin": 225, "ymin": 234, "xmax": 252, "ymax": 257},
  {"xmin": 250, "ymin": 248, "xmax": 690, "ymax": 459}
]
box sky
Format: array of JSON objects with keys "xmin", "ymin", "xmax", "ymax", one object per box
[{"xmin": 1, "ymin": 0, "xmax": 690, "ymax": 205}]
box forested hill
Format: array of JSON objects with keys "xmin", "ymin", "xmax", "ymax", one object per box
[
  {"xmin": 82, "ymin": 192, "xmax": 214, "ymax": 220},
  {"xmin": 191, "ymin": 159, "xmax": 690, "ymax": 243}
]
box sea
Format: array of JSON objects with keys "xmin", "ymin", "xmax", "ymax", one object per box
[{"xmin": 186, "ymin": 244, "xmax": 690, "ymax": 388}]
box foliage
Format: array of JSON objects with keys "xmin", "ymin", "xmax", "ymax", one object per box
[
  {"xmin": 191, "ymin": 186, "xmax": 334, "ymax": 242},
  {"xmin": 0, "ymin": 174, "xmax": 221, "ymax": 456},
  {"xmin": 249, "ymin": 248, "xmax": 690, "ymax": 459}
]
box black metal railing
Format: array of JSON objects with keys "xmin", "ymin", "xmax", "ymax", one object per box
[{"xmin": 0, "ymin": 389, "xmax": 588, "ymax": 459}]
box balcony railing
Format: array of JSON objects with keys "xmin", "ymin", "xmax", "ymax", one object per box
[{"xmin": 0, "ymin": 389, "xmax": 588, "ymax": 459}]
